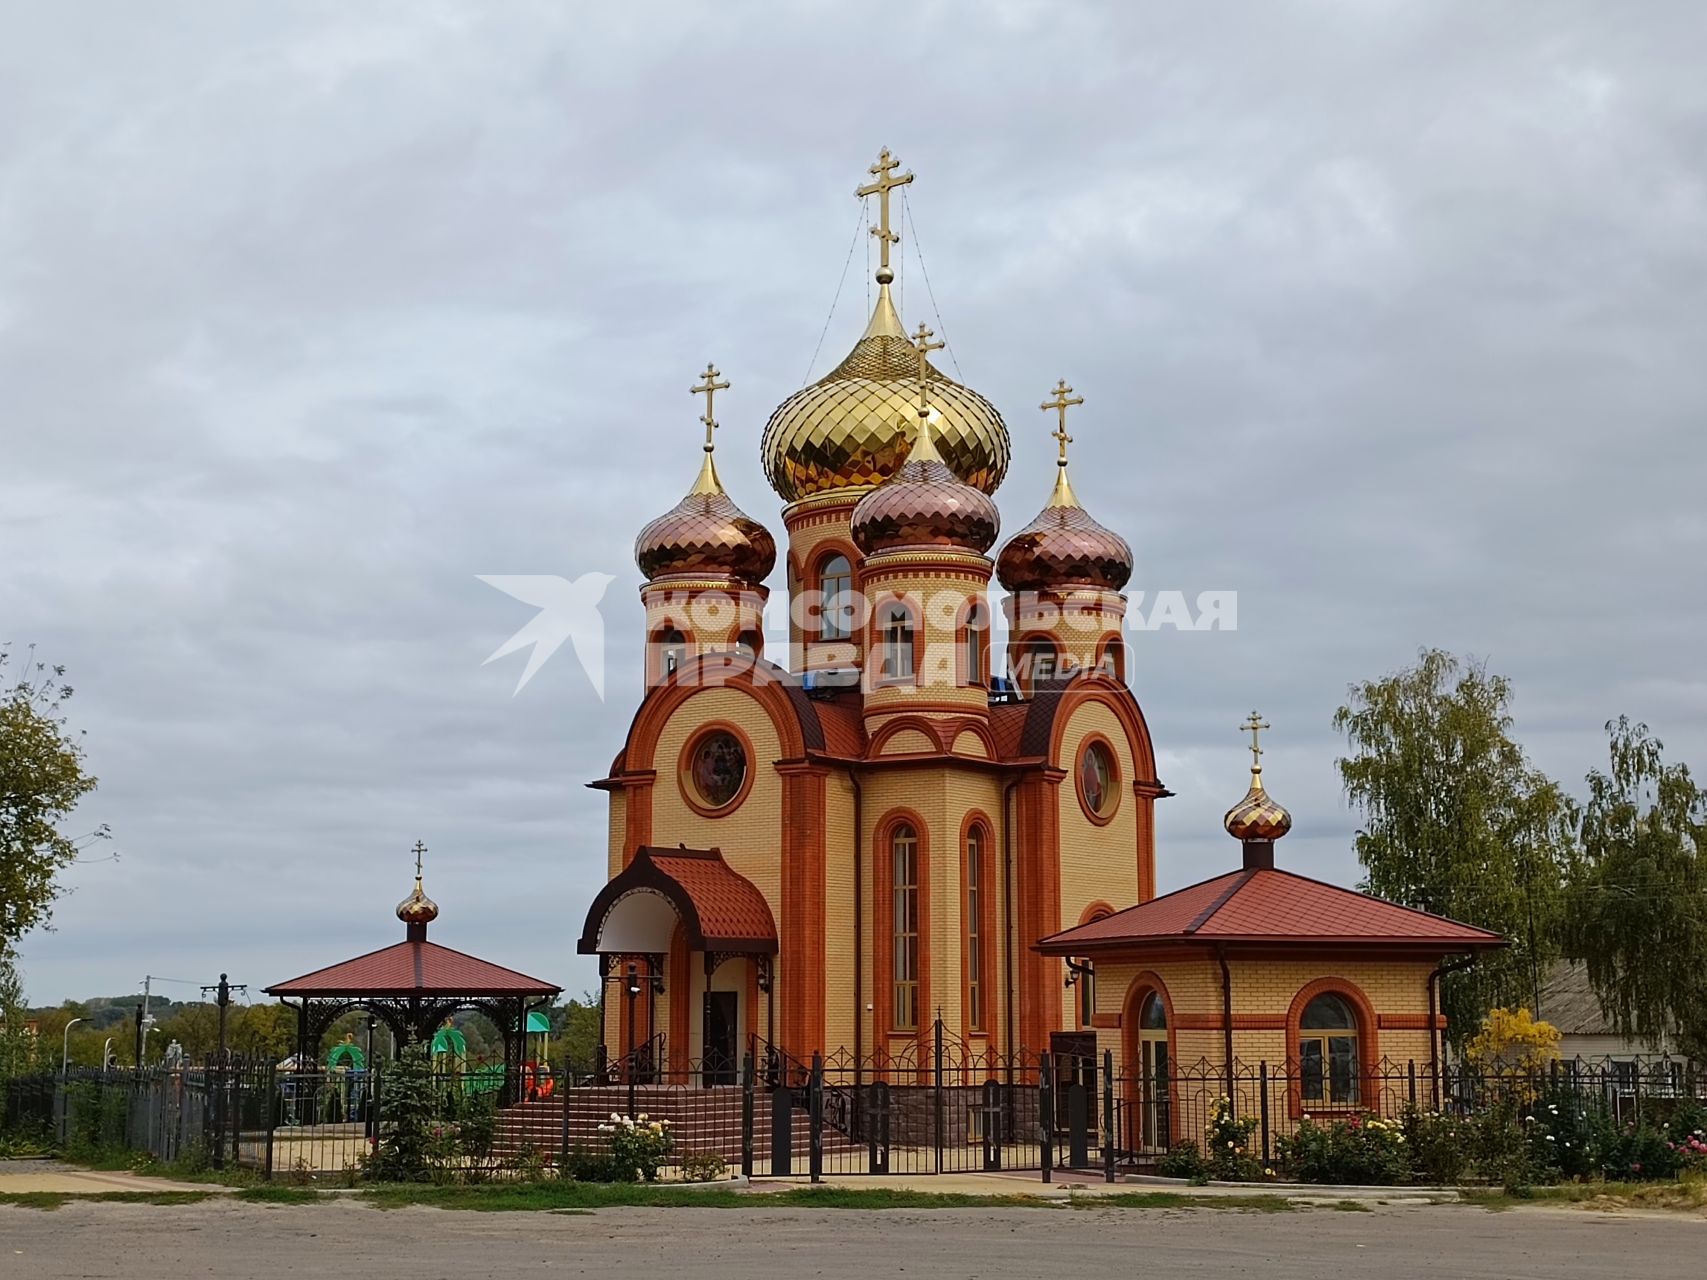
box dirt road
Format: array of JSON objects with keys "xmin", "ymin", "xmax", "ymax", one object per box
[{"xmin": 2, "ymin": 1197, "xmax": 1702, "ymax": 1279}]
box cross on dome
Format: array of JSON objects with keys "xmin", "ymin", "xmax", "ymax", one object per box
[
  {"xmin": 856, "ymin": 148, "xmax": 914, "ymax": 283},
  {"xmin": 1041, "ymin": 379, "xmax": 1083, "ymax": 466},
  {"xmin": 690, "ymin": 363, "xmax": 729, "ymax": 452},
  {"xmin": 1240, "ymin": 711, "xmax": 1270, "ymax": 772}
]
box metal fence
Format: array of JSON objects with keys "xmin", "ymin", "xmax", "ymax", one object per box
[{"xmin": 5, "ymin": 1041, "xmax": 1699, "ymax": 1184}]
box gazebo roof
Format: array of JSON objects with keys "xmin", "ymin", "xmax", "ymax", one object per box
[
  {"xmin": 265, "ymin": 938, "xmax": 561, "ymax": 999},
  {"xmin": 1036, "ymin": 866, "xmax": 1505, "ymax": 956}
]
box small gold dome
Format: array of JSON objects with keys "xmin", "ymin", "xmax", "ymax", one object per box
[
  {"xmin": 396, "ymin": 878, "xmax": 439, "ymax": 926},
  {"xmin": 851, "ymin": 420, "xmax": 1000, "ymax": 554},
  {"xmin": 761, "ymin": 286, "xmax": 1010, "ymax": 502},
  {"xmin": 635, "ymin": 454, "xmax": 777, "ymax": 583},
  {"xmin": 1224, "ymin": 769, "xmax": 1293, "ymax": 843},
  {"xmin": 996, "ymin": 466, "xmax": 1133, "ymax": 593}
]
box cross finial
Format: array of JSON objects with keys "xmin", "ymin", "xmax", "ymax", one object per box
[
  {"xmin": 1041, "ymin": 379, "xmax": 1083, "ymax": 466},
  {"xmin": 855, "ymin": 148, "xmax": 914, "ymax": 282},
  {"xmin": 690, "ymin": 363, "xmax": 730, "ymax": 453},
  {"xmin": 1239, "ymin": 711, "xmax": 1270, "ymax": 771},
  {"xmin": 910, "ymin": 322, "xmax": 945, "ymax": 415},
  {"xmin": 411, "ymin": 839, "xmax": 427, "ymax": 881}
]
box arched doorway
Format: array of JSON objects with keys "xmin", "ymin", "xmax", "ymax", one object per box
[{"xmin": 1135, "ymin": 990, "xmax": 1170, "ymax": 1152}]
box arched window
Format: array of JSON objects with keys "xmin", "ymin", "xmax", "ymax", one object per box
[
  {"xmin": 1098, "ymin": 635, "xmax": 1126, "ymax": 683},
  {"xmin": 965, "ymin": 826, "xmax": 986, "ymax": 1032},
  {"xmin": 890, "ymin": 825, "xmax": 920, "ymax": 1031},
  {"xmin": 962, "ymin": 600, "xmax": 987, "ymax": 686},
  {"xmin": 1014, "ymin": 634, "xmax": 1058, "ymax": 696},
  {"xmin": 1298, "ymin": 993, "xmax": 1360, "ymax": 1105},
  {"xmin": 819, "ymin": 554, "xmax": 853, "ymax": 641},
  {"xmin": 877, "ymin": 601, "xmax": 915, "ymax": 683},
  {"xmin": 735, "ymin": 629, "xmax": 762, "ymax": 658},
  {"xmin": 657, "ymin": 627, "xmax": 687, "ymax": 680}
]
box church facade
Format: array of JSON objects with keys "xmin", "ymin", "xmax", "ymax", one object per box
[{"xmin": 577, "ymin": 152, "xmax": 1501, "ymax": 1095}]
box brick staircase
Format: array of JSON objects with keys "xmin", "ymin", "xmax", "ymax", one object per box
[{"xmin": 492, "ymin": 1084, "xmax": 861, "ymax": 1170}]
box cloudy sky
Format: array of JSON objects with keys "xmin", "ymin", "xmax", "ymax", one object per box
[{"xmin": 5, "ymin": 2, "xmax": 1704, "ymax": 1006}]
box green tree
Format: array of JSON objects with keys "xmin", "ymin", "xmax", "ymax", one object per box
[
  {"xmin": 1334, "ymin": 649, "xmax": 1575, "ymax": 1041},
  {"xmin": 1562, "ymin": 718, "xmax": 1707, "ymax": 1058},
  {"xmin": 0, "ymin": 647, "xmax": 109, "ymax": 949},
  {"xmin": 557, "ymin": 991, "xmax": 602, "ymax": 1070},
  {"xmin": 0, "ymin": 952, "xmax": 38, "ymax": 1078}
]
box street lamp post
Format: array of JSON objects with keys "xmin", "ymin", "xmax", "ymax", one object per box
[
  {"xmin": 60, "ymin": 1017, "xmax": 84, "ymax": 1146},
  {"xmin": 61, "ymin": 1017, "xmax": 84, "ymax": 1077}
]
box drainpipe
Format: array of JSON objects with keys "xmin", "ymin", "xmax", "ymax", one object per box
[
  {"xmin": 1001, "ymin": 776, "xmax": 1021, "ymax": 1061},
  {"xmin": 1428, "ymin": 954, "xmax": 1479, "ymax": 1100},
  {"xmin": 851, "ymin": 769, "xmax": 864, "ymax": 1072},
  {"xmin": 1215, "ymin": 945, "xmax": 1235, "ymax": 1105}
]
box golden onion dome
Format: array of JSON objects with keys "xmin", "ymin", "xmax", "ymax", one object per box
[
  {"xmin": 995, "ymin": 462, "xmax": 1133, "ymax": 593},
  {"xmin": 396, "ymin": 877, "xmax": 440, "ymax": 926},
  {"xmin": 1224, "ymin": 766, "xmax": 1293, "ymax": 843},
  {"xmin": 634, "ymin": 452, "xmax": 777, "ymax": 584},
  {"xmin": 851, "ymin": 419, "xmax": 1000, "ymax": 555},
  {"xmin": 760, "ymin": 285, "xmax": 1010, "ymax": 502}
]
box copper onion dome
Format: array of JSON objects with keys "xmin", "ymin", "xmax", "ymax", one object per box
[
  {"xmin": 634, "ymin": 455, "xmax": 777, "ymax": 583},
  {"xmin": 1224, "ymin": 712, "xmax": 1293, "ymax": 843},
  {"xmin": 396, "ymin": 877, "xmax": 439, "ymax": 926},
  {"xmin": 995, "ymin": 383, "xmax": 1132, "ymax": 592},
  {"xmin": 851, "ymin": 418, "xmax": 1000, "ymax": 554},
  {"xmin": 635, "ymin": 365, "xmax": 777, "ymax": 584}
]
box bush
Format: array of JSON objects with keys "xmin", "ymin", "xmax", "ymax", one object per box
[
  {"xmin": 1203, "ymin": 1095, "xmax": 1262, "ymax": 1181},
  {"xmin": 1401, "ymin": 1108, "xmax": 1472, "ymax": 1184},
  {"xmin": 1278, "ymin": 1114, "xmax": 1409, "ymax": 1186},
  {"xmin": 560, "ymin": 1144, "xmax": 619, "ymax": 1182},
  {"xmin": 597, "ymin": 1113, "xmax": 673, "ymax": 1182},
  {"xmin": 1156, "ymin": 1141, "xmax": 1210, "ymax": 1181}
]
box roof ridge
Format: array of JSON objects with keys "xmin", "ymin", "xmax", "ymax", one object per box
[
  {"xmin": 1034, "ymin": 870, "xmax": 1244, "ymax": 945},
  {"xmin": 1185, "ymin": 869, "xmax": 1258, "ymax": 934}
]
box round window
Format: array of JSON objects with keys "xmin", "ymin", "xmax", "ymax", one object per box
[
  {"xmin": 690, "ymin": 730, "xmax": 747, "ymax": 810},
  {"xmin": 1078, "ymin": 741, "xmax": 1116, "ymax": 818}
]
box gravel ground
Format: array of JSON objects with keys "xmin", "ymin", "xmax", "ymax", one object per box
[{"xmin": 2, "ymin": 1197, "xmax": 1704, "ymax": 1279}]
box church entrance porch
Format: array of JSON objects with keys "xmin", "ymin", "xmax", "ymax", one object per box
[{"xmin": 577, "ymin": 846, "xmax": 777, "ymax": 1088}]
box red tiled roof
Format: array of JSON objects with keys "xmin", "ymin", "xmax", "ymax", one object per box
[
  {"xmin": 578, "ymin": 846, "xmax": 777, "ymax": 954},
  {"xmin": 812, "ymin": 698, "xmax": 867, "ymax": 758},
  {"xmin": 266, "ymin": 940, "xmax": 561, "ymax": 997},
  {"xmin": 1036, "ymin": 867, "xmax": 1505, "ymax": 953}
]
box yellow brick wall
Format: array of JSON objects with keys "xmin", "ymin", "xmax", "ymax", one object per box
[
  {"xmin": 1055, "ymin": 700, "xmax": 1141, "ymax": 961},
  {"xmin": 822, "ymin": 770, "xmax": 859, "ymax": 1051},
  {"xmin": 648, "ymin": 687, "xmax": 787, "ymax": 942}
]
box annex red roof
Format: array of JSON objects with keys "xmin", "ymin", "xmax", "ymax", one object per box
[
  {"xmin": 265, "ymin": 940, "xmax": 561, "ymax": 998},
  {"xmin": 578, "ymin": 846, "xmax": 778, "ymax": 954},
  {"xmin": 1036, "ymin": 867, "xmax": 1505, "ymax": 954}
]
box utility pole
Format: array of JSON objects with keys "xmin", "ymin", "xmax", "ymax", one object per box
[{"xmin": 200, "ymin": 973, "xmax": 247, "ymax": 1064}]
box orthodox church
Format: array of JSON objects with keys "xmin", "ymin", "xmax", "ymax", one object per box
[{"xmin": 577, "ymin": 152, "xmax": 1500, "ymax": 1099}]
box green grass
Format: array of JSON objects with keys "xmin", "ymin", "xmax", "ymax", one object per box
[
  {"xmin": 1071, "ymin": 1192, "xmax": 1299, "ymax": 1213},
  {"xmin": 234, "ymin": 1185, "xmax": 322, "ymax": 1205},
  {"xmin": 1460, "ymin": 1180, "xmax": 1707, "ymax": 1213},
  {"xmin": 356, "ymin": 1182, "xmax": 1054, "ymax": 1212},
  {"xmin": 0, "ymin": 1191, "xmax": 212, "ymax": 1212}
]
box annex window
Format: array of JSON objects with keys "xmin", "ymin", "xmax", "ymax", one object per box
[
  {"xmin": 1298, "ymin": 993, "xmax": 1360, "ymax": 1106},
  {"xmin": 891, "ymin": 824, "xmax": 920, "ymax": 1031}
]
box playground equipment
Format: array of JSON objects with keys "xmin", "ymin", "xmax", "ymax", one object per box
[{"xmin": 523, "ymin": 1009, "xmax": 555, "ymax": 1100}]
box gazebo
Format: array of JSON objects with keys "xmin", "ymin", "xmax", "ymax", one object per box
[{"xmin": 265, "ymin": 847, "xmax": 561, "ymax": 1104}]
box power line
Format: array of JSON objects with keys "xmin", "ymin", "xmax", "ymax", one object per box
[{"xmin": 802, "ymin": 200, "xmax": 868, "ymax": 387}]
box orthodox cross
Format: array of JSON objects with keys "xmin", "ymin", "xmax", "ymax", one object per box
[
  {"xmin": 1239, "ymin": 712, "xmax": 1270, "ymax": 769},
  {"xmin": 411, "ymin": 839, "xmax": 428, "ymax": 880},
  {"xmin": 690, "ymin": 363, "xmax": 729, "ymax": 451},
  {"xmin": 1041, "ymin": 379, "xmax": 1083, "ymax": 464},
  {"xmin": 856, "ymin": 148, "xmax": 914, "ymax": 277},
  {"xmin": 910, "ymin": 322, "xmax": 944, "ymax": 415}
]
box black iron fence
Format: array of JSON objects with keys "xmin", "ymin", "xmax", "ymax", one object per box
[{"xmin": 4, "ymin": 1038, "xmax": 1699, "ymax": 1184}]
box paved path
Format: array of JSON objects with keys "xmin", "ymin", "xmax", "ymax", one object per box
[
  {"xmin": 2, "ymin": 1197, "xmax": 1702, "ymax": 1279},
  {"xmin": 0, "ymin": 1158, "xmax": 211, "ymax": 1195}
]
